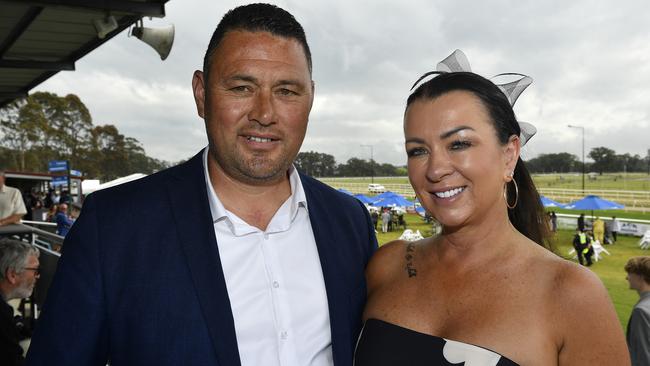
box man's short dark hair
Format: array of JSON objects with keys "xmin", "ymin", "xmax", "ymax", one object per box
[
  {"xmin": 203, "ymin": 3, "xmax": 312, "ymax": 80},
  {"xmin": 626, "ymin": 256, "xmax": 650, "ymax": 284}
]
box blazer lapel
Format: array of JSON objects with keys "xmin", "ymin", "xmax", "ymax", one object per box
[
  {"xmin": 165, "ymin": 152, "xmax": 241, "ymax": 366},
  {"xmin": 302, "ymin": 176, "xmax": 350, "ymax": 365}
]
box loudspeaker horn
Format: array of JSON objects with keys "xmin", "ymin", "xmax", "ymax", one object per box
[{"xmin": 131, "ymin": 24, "xmax": 175, "ymax": 60}]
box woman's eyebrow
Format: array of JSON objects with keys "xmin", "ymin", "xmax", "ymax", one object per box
[{"xmin": 440, "ymin": 126, "xmax": 474, "ymax": 139}]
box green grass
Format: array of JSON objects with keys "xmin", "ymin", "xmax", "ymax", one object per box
[
  {"xmin": 550, "ymin": 208, "xmax": 650, "ymax": 221},
  {"xmin": 379, "ymin": 213, "xmax": 645, "ymax": 330},
  {"xmin": 533, "ymin": 172, "xmax": 650, "ymax": 191},
  {"xmin": 325, "ymin": 173, "xmax": 650, "ymax": 191}
]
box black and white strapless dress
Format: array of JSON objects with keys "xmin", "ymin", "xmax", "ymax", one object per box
[{"xmin": 354, "ymin": 318, "xmax": 519, "ymax": 366}]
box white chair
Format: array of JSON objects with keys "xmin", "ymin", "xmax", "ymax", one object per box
[
  {"xmin": 590, "ymin": 240, "xmax": 610, "ymax": 262},
  {"xmin": 640, "ymin": 230, "xmax": 650, "ymax": 250},
  {"xmin": 568, "ymin": 240, "xmax": 610, "ymax": 262},
  {"xmin": 399, "ymin": 229, "xmax": 424, "ymax": 241}
]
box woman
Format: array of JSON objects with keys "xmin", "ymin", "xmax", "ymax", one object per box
[{"xmin": 355, "ymin": 51, "xmax": 629, "ymax": 365}]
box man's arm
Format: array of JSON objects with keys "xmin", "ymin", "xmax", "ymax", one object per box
[
  {"xmin": 628, "ymin": 307, "xmax": 650, "ymax": 366},
  {"xmin": 25, "ymin": 195, "xmax": 109, "ymax": 365},
  {"xmin": 0, "ymin": 213, "xmax": 24, "ymax": 226}
]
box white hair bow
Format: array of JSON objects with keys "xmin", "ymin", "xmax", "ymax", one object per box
[{"xmin": 411, "ymin": 49, "xmax": 537, "ymax": 146}]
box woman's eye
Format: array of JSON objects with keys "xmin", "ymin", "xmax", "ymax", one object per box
[
  {"xmin": 450, "ymin": 140, "xmax": 471, "ymax": 150},
  {"xmin": 407, "ymin": 147, "xmax": 428, "ymax": 157}
]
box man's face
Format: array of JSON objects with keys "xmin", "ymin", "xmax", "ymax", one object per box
[
  {"xmin": 14, "ymin": 254, "xmax": 39, "ymax": 299},
  {"xmin": 193, "ymin": 30, "xmax": 314, "ymax": 186}
]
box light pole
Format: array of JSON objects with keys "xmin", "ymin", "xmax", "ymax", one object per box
[
  {"xmin": 567, "ymin": 124, "xmax": 585, "ymax": 195},
  {"xmin": 360, "ymin": 144, "xmax": 374, "ymax": 183}
]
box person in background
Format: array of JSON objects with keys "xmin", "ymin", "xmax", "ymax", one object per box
[
  {"xmin": 0, "ymin": 169, "xmax": 26, "ymax": 228},
  {"xmin": 381, "ymin": 208, "xmax": 391, "ymax": 233},
  {"xmin": 45, "ymin": 205, "xmax": 57, "ymax": 223},
  {"xmin": 371, "ymin": 209, "xmax": 379, "ymax": 231},
  {"xmin": 550, "ymin": 211, "xmax": 558, "ymax": 233},
  {"xmin": 625, "ymin": 256, "xmax": 650, "ymax": 366},
  {"xmin": 577, "ymin": 213, "xmax": 585, "ymax": 232},
  {"xmin": 593, "ymin": 216, "xmax": 605, "ymax": 244},
  {"xmin": 0, "ymin": 239, "xmax": 40, "ymax": 366},
  {"xmin": 611, "ymin": 216, "xmax": 621, "ymax": 243},
  {"xmin": 54, "ymin": 204, "xmax": 74, "ymax": 237},
  {"xmin": 572, "ymin": 229, "xmax": 593, "ymax": 266}
]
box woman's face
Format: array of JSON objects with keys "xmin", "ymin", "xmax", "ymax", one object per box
[{"xmin": 404, "ymin": 90, "xmax": 519, "ymax": 229}]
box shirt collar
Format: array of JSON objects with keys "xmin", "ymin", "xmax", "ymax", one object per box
[{"xmin": 202, "ymin": 147, "xmax": 308, "ymax": 230}]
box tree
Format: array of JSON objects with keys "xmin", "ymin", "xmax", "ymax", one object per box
[
  {"xmin": 294, "ymin": 151, "xmax": 336, "ymax": 177},
  {"xmin": 0, "ymin": 91, "xmax": 169, "ymax": 180},
  {"xmin": 525, "ymin": 153, "xmax": 580, "ymax": 173},
  {"xmin": 0, "ymin": 96, "xmax": 49, "ymax": 170},
  {"xmin": 588, "ymin": 147, "xmax": 617, "ymax": 174}
]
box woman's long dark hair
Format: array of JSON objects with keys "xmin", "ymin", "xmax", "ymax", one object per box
[{"xmin": 406, "ymin": 72, "xmax": 552, "ymax": 249}]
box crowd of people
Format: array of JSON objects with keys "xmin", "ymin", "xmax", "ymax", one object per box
[
  {"xmin": 370, "ymin": 207, "xmax": 407, "ymax": 233},
  {"xmin": 0, "ymin": 3, "xmax": 647, "ymax": 365},
  {"xmin": 0, "ymin": 168, "xmax": 77, "ymax": 241}
]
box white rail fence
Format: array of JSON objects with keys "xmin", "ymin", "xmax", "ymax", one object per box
[{"xmin": 318, "ymin": 178, "xmax": 650, "ymax": 211}]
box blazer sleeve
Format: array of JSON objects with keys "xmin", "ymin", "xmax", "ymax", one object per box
[
  {"xmin": 628, "ymin": 306, "xmax": 650, "ymax": 366},
  {"xmin": 26, "ymin": 194, "xmax": 109, "ymax": 365}
]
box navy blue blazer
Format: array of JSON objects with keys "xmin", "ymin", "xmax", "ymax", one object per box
[{"xmin": 26, "ymin": 151, "xmax": 377, "ymax": 366}]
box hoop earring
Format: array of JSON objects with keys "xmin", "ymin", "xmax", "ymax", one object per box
[{"xmin": 504, "ymin": 177, "xmax": 519, "ymax": 209}]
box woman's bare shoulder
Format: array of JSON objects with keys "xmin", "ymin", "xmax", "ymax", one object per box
[
  {"xmin": 366, "ymin": 239, "xmax": 424, "ymax": 293},
  {"xmin": 538, "ymin": 255, "xmax": 630, "ymax": 364}
]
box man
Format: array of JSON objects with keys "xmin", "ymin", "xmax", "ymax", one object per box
[
  {"xmin": 0, "ymin": 169, "xmax": 27, "ymax": 227},
  {"xmin": 381, "ymin": 208, "xmax": 391, "ymax": 233},
  {"xmin": 0, "ymin": 239, "xmax": 40, "ymax": 365},
  {"xmin": 53, "ymin": 204, "xmax": 73, "ymax": 237},
  {"xmin": 572, "ymin": 228, "xmax": 593, "ymax": 266},
  {"xmin": 26, "ymin": 4, "xmax": 376, "ymax": 366},
  {"xmin": 577, "ymin": 213, "xmax": 585, "ymax": 232},
  {"xmin": 625, "ymin": 256, "xmax": 650, "ymax": 365},
  {"xmin": 611, "ymin": 216, "xmax": 621, "ymax": 243}
]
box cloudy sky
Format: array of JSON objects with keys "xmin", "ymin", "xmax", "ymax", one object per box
[{"xmin": 36, "ymin": 0, "xmax": 650, "ymax": 166}]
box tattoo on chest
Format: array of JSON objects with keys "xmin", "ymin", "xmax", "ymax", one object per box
[{"xmin": 405, "ymin": 242, "xmax": 417, "ymax": 278}]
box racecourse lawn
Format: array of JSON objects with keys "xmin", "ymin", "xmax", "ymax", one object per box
[
  {"xmin": 329, "ymin": 172, "xmax": 650, "ymax": 191},
  {"xmin": 377, "ymin": 213, "xmax": 644, "ymax": 330}
]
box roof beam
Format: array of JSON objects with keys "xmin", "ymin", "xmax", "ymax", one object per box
[
  {"xmin": 1, "ymin": 0, "xmax": 166, "ymax": 17},
  {"xmin": 0, "ymin": 6, "xmax": 43, "ymax": 58},
  {"xmin": 0, "ymin": 59, "xmax": 75, "ymax": 71}
]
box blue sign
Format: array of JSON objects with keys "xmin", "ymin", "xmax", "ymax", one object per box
[
  {"xmin": 48, "ymin": 160, "xmax": 68, "ymax": 172},
  {"xmin": 51, "ymin": 175, "xmax": 68, "ymax": 187},
  {"xmin": 70, "ymin": 169, "xmax": 82, "ymax": 177}
]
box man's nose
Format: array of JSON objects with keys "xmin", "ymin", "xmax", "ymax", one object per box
[{"xmin": 248, "ymin": 89, "xmax": 275, "ymax": 126}]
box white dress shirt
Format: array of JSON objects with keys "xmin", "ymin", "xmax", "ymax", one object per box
[{"xmin": 203, "ymin": 148, "xmax": 333, "ymax": 366}]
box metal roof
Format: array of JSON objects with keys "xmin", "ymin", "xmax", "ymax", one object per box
[{"xmin": 0, "ymin": 0, "xmax": 169, "ymax": 107}]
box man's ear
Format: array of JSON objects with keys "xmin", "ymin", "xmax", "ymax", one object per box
[
  {"xmin": 5, "ymin": 268, "xmax": 18, "ymax": 285},
  {"xmin": 503, "ymin": 135, "xmax": 521, "ymax": 179},
  {"xmin": 192, "ymin": 70, "xmax": 206, "ymax": 118}
]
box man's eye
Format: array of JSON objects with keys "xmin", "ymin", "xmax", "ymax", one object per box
[
  {"xmin": 230, "ymin": 86, "xmax": 251, "ymax": 92},
  {"xmin": 406, "ymin": 147, "xmax": 428, "ymax": 158},
  {"xmin": 450, "ymin": 140, "xmax": 471, "ymax": 150},
  {"xmin": 277, "ymin": 88, "xmax": 298, "ymax": 96}
]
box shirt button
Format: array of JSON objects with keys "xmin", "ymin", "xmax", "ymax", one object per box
[
  {"xmin": 273, "ymin": 281, "xmax": 280, "ymax": 289},
  {"xmin": 263, "ymin": 233, "xmax": 269, "ymax": 240},
  {"xmin": 281, "ymin": 331, "xmax": 288, "ymax": 340}
]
